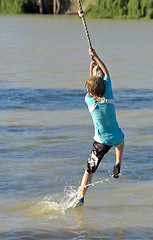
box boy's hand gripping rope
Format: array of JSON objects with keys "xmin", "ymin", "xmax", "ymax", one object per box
[{"xmin": 77, "ymin": 0, "xmax": 94, "ymax": 60}]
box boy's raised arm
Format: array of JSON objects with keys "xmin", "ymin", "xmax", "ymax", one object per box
[{"xmin": 89, "ymin": 49, "xmax": 110, "ymax": 77}]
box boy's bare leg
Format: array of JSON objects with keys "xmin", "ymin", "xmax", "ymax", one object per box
[
  {"xmin": 78, "ymin": 170, "xmax": 93, "ymax": 198},
  {"xmin": 112, "ymin": 141, "xmax": 124, "ymax": 178},
  {"xmin": 115, "ymin": 141, "xmax": 124, "ymax": 165}
]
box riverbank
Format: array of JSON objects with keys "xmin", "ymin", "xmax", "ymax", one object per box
[{"xmin": 0, "ymin": 0, "xmax": 153, "ymax": 19}]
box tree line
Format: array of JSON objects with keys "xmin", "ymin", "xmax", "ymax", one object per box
[
  {"xmin": 0, "ymin": 0, "xmax": 153, "ymax": 19},
  {"xmin": 86, "ymin": 0, "xmax": 153, "ymax": 19},
  {"xmin": 0, "ymin": 0, "xmax": 71, "ymax": 14}
]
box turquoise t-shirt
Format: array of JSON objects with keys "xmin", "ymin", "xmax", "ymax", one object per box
[{"xmin": 85, "ymin": 75, "xmax": 124, "ymax": 146}]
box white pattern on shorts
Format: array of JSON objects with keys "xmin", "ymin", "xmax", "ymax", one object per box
[{"xmin": 88, "ymin": 152, "xmax": 99, "ymax": 168}]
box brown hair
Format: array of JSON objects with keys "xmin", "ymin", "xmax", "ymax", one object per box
[{"xmin": 85, "ymin": 76, "xmax": 105, "ymax": 97}]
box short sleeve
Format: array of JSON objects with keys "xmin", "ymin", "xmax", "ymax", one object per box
[{"xmin": 85, "ymin": 93, "xmax": 95, "ymax": 108}]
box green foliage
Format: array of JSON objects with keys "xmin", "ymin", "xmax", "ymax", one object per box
[
  {"xmin": 127, "ymin": 0, "xmax": 141, "ymax": 18},
  {"xmin": 85, "ymin": 0, "xmax": 128, "ymax": 18},
  {"xmin": 0, "ymin": 0, "xmax": 23, "ymax": 14},
  {"xmin": 0, "ymin": 0, "xmax": 152, "ymax": 18},
  {"xmin": 85, "ymin": 0, "xmax": 153, "ymax": 19},
  {"xmin": 0, "ymin": 0, "xmax": 52, "ymax": 14},
  {"xmin": 140, "ymin": 0, "xmax": 153, "ymax": 18},
  {"xmin": 127, "ymin": 0, "xmax": 153, "ymax": 18}
]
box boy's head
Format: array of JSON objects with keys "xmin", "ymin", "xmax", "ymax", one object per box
[{"xmin": 85, "ymin": 76, "xmax": 105, "ymax": 97}]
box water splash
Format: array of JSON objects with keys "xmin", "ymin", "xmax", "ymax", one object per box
[
  {"xmin": 24, "ymin": 185, "xmax": 80, "ymax": 218},
  {"xmin": 43, "ymin": 179, "xmax": 110, "ymax": 214},
  {"xmin": 41, "ymin": 185, "xmax": 80, "ymax": 214},
  {"xmin": 60, "ymin": 185, "xmax": 80, "ymax": 210},
  {"xmin": 22, "ymin": 179, "xmax": 110, "ymax": 218}
]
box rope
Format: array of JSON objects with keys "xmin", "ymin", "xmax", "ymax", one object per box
[{"xmin": 77, "ymin": 0, "xmax": 93, "ymax": 59}]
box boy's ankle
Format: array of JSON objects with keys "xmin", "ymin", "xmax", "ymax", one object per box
[
  {"xmin": 78, "ymin": 194, "xmax": 84, "ymax": 199},
  {"xmin": 116, "ymin": 162, "xmax": 120, "ymax": 168}
]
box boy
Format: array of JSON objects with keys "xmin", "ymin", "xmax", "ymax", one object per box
[{"xmin": 74, "ymin": 48, "xmax": 124, "ymax": 207}]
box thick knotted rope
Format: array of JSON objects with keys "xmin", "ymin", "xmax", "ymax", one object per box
[
  {"xmin": 77, "ymin": 0, "xmax": 93, "ymax": 52},
  {"xmin": 77, "ymin": 0, "xmax": 103, "ymax": 77}
]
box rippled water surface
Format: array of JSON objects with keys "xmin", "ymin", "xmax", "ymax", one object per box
[{"xmin": 0, "ymin": 15, "xmax": 153, "ymax": 239}]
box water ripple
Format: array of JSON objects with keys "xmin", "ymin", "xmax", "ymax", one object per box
[{"xmin": 0, "ymin": 88, "xmax": 152, "ymax": 110}]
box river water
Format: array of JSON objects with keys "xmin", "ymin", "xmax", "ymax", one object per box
[{"xmin": 0, "ymin": 15, "xmax": 153, "ymax": 239}]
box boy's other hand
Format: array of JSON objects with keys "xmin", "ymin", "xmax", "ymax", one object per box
[{"xmin": 89, "ymin": 48, "xmax": 97, "ymax": 58}]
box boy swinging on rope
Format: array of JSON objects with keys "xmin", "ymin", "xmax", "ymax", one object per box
[{"xmin": 74, "ymin": 48, "xmax": 124, "ymax": 207}]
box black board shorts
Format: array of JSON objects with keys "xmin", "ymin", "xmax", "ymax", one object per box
[{"xmin": 86, "ymin": 140, "xmax": 112, "ymax": 174}]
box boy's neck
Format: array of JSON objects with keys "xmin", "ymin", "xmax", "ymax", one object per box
[{"xmin": 94, "ymin": 96, "xmax": 104, "ymax": 102}]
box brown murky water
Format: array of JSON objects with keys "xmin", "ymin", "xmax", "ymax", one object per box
[{"xmin": 0, "ymin": 15, "xmax": 153, "ymax": 239}]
